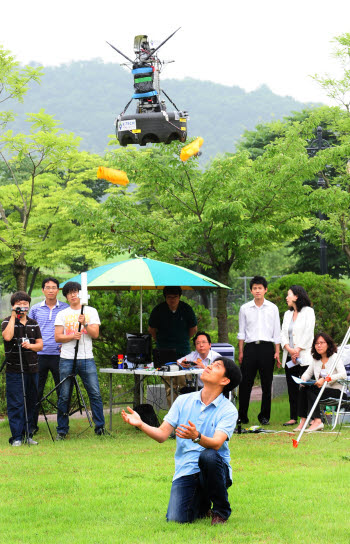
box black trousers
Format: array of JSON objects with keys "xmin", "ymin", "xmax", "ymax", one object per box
[
  {"xmin": 239, "ymin": 342, "xmax": 275, "ymax": 421},
  {"xmin": 298, "ymin": 385, "xmax": 342, "ymax": 420},
  {"xmin": 285, "ymin": 360, "xmax": 304, "ymax": 421},
  {"xmin": 33, "ymin": 354, "xmax": 61, "ymax": 427}
]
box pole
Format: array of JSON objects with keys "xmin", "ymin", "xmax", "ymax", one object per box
[{"xmin": 140, "ymin": 286, "xmax": 143, "ymax": 334}]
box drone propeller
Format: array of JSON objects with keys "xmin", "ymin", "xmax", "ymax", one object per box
[
  {"xmin": 106, "ymin": 41, "xmax": 134, "ymax": 63},
  {"xmin": 143, "ymin": 27, "xmax": 181, "ymax": 62}
]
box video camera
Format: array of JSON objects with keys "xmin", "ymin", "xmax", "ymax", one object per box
[{"xmin": 14, "ymin": 306, "xmax": 28, "ymax": 314}]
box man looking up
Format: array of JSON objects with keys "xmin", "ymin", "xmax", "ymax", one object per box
[
  {"xmin": 54, "ymin": 281, "xmax": 105, "ymax": 439},
  {"xmin": 2, "ymin": 291, "xmax": 43, "ymax": 446},
  {"xmin": 29, "ymin": 277, "xmax": 69, "ymax": 434},
  {"xmin": 122, "ymin": 357, "xmax": 242, "ymax": 525},
  {"xmin": 149, "ymin": 286, "xmax": 197, "ymax": 405},
  {"xmin": 238, "ymin": 276, "xmax": 281, "ymax": 426},
  {"xmin": 177, "ymin": 331, "xmax": 222, "ymax": 388}
]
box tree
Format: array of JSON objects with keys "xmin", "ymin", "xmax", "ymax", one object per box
[
  {"xmin": 84, "ymin": 129, "xmax": 316, "ymax": 341},
  {"xmin": 0, "ymin": 111, "xmax": 104, "ymax": 292},
  {"xmin": 0, "ymin": 45, "xmax": 42, "ymax": 132},
  {"xmin": 237, "ymin": 106, "xmax": 350, "ymax": 277}
]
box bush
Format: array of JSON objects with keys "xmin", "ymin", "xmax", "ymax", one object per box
[{"xmin": 267, "ymin": 272, "xmax": 350, "ymax": 344}]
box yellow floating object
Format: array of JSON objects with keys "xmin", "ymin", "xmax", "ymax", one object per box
[
  {"xmin": 97, "ymin": 166, "xmax": 129, "ymax": 186},
  {"xmin": 180, "ymin": 137, "xmax": 204, "ymax": 162}
]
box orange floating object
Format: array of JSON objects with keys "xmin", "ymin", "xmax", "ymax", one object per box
[
  {"xmin": 97, "ymin": 166, "xmax": 129, "ymax": 186},
  {"xmin": 180, "ymin": 137, "xmax": 204, "ymax": 162}
]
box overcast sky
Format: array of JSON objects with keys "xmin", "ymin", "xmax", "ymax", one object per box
[{"xmin": 1, "ymin": 0, "xmax": 349, "ymax": 104}]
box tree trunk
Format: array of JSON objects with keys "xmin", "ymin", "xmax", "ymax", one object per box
[
  {"xmin": 216, "ymin": 265, "xmax": 231, "ymax": 343},
  {"xmin": 28, "ymin": 267, "xmax": 40, "ymax": 296},
  {"xmin": 199, "ymin": 290, "xmax": 209, "ymax": 309},
  {"xmin": 13, "ymin": 252, "xmax": 27, "ymax": 291}
]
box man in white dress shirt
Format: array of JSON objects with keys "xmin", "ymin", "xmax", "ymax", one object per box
[
  {"xmin": 237, "ymin": 276, "xmax": 281, "ymax": 425},
  {"xmin": 177, "ymin": 332, "xmax": 222, "ymax": 389}
]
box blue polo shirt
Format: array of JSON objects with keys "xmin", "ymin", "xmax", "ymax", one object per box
[
  {"xmin": 164, "ymin": 391, "xmax": 237, "ymax": 481},
  {"xmin": 29, "ymin": 299, "xmax": 69, "ymax": 355}
]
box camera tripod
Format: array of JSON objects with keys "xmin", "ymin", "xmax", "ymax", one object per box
[{"xmin": 37, "ymin": 305, "xmax": 93, "ymax": 442}]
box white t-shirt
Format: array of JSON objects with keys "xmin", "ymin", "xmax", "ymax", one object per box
[{"xmin": 54, "ymin": 306, "xmax": 100, "ymax": 359}]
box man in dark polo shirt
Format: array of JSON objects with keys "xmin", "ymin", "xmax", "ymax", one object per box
[
  {"xmin": 2, "ymin": 291, "xmax": 43, "ymax": 446},
  {"xmin": 148, "ymin": 286, "xmax": 197, "ymax": 406}
]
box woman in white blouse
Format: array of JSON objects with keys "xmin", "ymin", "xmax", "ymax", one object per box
[
  {"xmin": 295, "ymin": 332, "xmax": 347, "ymax": 432},
  {"xmin": 281, "ymin": 286, "xmax": 315, "ymax": 426}
]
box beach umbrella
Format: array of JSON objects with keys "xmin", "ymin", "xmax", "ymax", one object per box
[{"xmin": 60, "ymin": 256, "xmax": 230, "ymax": 333}]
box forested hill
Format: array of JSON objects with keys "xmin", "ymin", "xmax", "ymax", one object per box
[{"xmin": 6, "ymin": 59, "xmax": 318, "ymax": 158}]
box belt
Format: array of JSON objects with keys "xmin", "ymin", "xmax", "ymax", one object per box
[{"xmin": 251, "ymin": 340, "xmax": 272, "ymax": 345}]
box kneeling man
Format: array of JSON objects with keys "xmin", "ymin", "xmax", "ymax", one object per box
[{"xmin": 122, "ymin": 357, "xmax": 241, "ymax": 525}]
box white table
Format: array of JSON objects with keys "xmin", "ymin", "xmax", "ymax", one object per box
[{"xmin": 100, "ymin": 367, "xmax": 203, "ymax": 430}]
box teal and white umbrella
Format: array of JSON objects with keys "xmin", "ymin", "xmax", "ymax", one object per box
[{"xmin": 60, "ymin": 257, "xmax": 230, "ymax": 332}]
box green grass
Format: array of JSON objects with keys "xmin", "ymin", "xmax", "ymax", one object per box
[{"xmin": 0, "ymin": 396, "xmax": 349, "ymax": 544}]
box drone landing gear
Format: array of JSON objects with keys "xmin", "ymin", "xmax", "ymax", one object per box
[{"xmin": 117, "ymin": 111, "xmax": 187, "ymax": 146}]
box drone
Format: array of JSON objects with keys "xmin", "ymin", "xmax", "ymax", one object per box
[{"xmin": 107, "ymin": 28, "xmax": 188, "ymax": 146}]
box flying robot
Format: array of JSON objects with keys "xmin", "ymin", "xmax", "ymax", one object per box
[{"xmin": 107, "ymin": 28, "xmax": 188, "ymax": 146}]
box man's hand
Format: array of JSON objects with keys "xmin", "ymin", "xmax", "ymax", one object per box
[
  {"xmin": 21, "ymin": 341, "xmax": 33, "ymax": 350},
  {"xmin": 175, "ymin": 419, "xmax": 198, "ymax": 440},
  {"xmin": 178, "ymin": 359, "xmax": 192, "ymax": 369},
  {"xmin": 78, "ymin": 314, "xmax": 86, "ymax": 326},
  {"xmin": 121, "ymin": 406, "xmax": 142, "ymax": 428},
  {"xmin": 274, "ymin": 351, "xmax": 281, "ymax": 368}
]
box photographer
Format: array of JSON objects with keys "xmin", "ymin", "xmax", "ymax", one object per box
[{"xmin": 1, "ymin": 291, "xmax": 43, "ymax": 446}]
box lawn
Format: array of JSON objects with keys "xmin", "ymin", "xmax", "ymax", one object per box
[{"xmin": 0, "ymin": 396, "xmax": 349, "ymax": 544}]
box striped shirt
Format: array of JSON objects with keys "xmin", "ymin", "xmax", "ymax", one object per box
[{"xmin": 29, "ymin": 299, "xmax": 69, "ymax": 355}]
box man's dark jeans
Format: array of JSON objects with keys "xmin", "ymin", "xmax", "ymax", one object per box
[
  {"xmin": 33, "ymin": 354, "xmax": 61, "ymax": 427},
  {"xmin": 6, "ymin": 372, "xmax": 39, "ymax": 441},
  {"xmin": 166, "ymin": 449, "xmax": 232, "ymax": 523}
]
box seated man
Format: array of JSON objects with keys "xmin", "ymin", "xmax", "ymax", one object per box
[
  {"xmin": 122, "ymin": 357, "xmax": 242, "ymax": 525},
  {"xmin": 177, "ymin": 331, "xmax": 222, "ymax": 389}
]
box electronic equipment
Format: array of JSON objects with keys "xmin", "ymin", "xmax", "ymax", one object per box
[
  {"xmin": 126, "ymin": 333, "xmax": 152, "ymax": 367},
  {"xmin": 153, "ymin": 348, "xmax": 177, "ymax": 369}
]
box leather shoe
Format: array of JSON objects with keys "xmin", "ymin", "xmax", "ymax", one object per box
[
  {"xmin": 211, "ymin": 514, "xmax": 227, "ymax": 525},
  {"xmin": 258, "ymin": 417, "xmax": 270, "ymax": 425},
  {"xmin": 239, "ymin": 417, "xmax": 249, "ymax": 424},
  {"xmin": 305, "ymin": 422, "xmax": 324, "ymax": 432},
  {"xmin": 283, "ymin": 420, "xmax": 297, "ymax": 426}
]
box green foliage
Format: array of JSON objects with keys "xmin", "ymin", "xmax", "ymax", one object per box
[
  {"xmin": 0, "ymin": 45, "xmax": 42, "ymax": 131},
  {"xmin": 267, "ymin": 272, "xmax": 350, "ymax": 343},
  {"xmin": 0, "ymin": 115, "xmax": 106, "ymax": 291},
  {"xmin": 312, "ymin": 33, "xmax": 350, "ymax": 111},
  {"xmin": 83, "ymin": 130, "xmax": 317, "ymax": 340}
]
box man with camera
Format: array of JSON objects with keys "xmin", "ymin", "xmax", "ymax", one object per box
[
  {"xmin": 2, "ymin": 291, "xmax": 43, "ymax": 446},
  {"xmin": 122, "ymin": 357, "xmax": 242, "ymax": 525}
]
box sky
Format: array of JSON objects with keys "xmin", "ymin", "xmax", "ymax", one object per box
[{"xmin": 1, "ymin": 0, "xmax": 350, "ymax": 104}]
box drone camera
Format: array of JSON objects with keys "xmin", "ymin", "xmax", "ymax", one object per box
[{"xmin": 109, "ymin": 28, "xmax": 188, "ymax": 147}]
